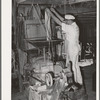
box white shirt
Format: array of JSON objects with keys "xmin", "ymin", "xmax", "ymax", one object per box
[{"xmin": 62, "ymin": 22, "xmax": 79, "ymax": 44}]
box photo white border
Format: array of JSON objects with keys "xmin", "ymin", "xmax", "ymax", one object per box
[
  {"xmin": 2, "ymin": 0, "xmax": 11, "ymax": 100},
  {"xmin": 1, "ymin": 0, "xmax": 99, "ymax": 100}
]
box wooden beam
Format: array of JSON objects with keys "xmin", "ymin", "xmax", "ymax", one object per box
[
  {"xmin": 17, "ymin": 0, "xmax": 64, "ymax": 4},
  {"xmin": 68, "ymin": 0, "xmax": 95, "ymax": 4},
  {"xmin": 16, "ymin": 0, "xmax": 96, "ymax": 4}
]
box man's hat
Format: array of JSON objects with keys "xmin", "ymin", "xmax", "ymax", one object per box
[{"xmin": 65, "ymin": 15, "xmax": 75, "ymax": 20}]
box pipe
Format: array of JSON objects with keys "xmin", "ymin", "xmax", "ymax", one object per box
[{"xmin": 30, "ymin": 75, "xmax": 45, "ymax": 83}]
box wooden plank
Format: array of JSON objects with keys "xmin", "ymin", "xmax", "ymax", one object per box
[
  {"xmin": 16, "ymin": 0, "xmax": 95, "ymax": 4},
  {"xmin": 17, "ymin": 0, "xmax": 64, "ymax": 4},
  {"xmin": 68, "ymin": 0, "xmax": 95, "ymax": 4}
]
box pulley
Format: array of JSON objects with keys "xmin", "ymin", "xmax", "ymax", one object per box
[{"xmin": 45, "ymin": 72, "xmax": 53, "ymax": 87}]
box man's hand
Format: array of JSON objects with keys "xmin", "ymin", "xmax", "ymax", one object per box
[
  {"xmin": 45, "ymin": 8, "xmax": 49, "ymax": 12},
  {"xmin": 50, "ymin": 7, "xmax": 64, "ymax": 22},
  {"xmin": 50, "ymin": 7, "xmax": 56, "ymax": 13},
  {"xmin": 45, "ymin": 8, "xmax": 53, "ymax": 16},
  {"xmin": 45, "ymin": 7, "xmax": 62, "ymax": 26}
]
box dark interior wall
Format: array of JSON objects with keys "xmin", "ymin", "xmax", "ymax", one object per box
[
  {"xmin": 79, "ymin": 23, "xmax": 96, "ymax": 44},
  {"xmin": 54, "ymin": 4, "xmax": 96, "ymax": 15}
]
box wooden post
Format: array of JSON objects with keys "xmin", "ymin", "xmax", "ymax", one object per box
[
  {"xmin": 13, "ymin": 0, "xmax": 23, "ymax": 92},
  {"xmin": 43, "ymin": 46, "xmax": 46, "ymax": 62}
]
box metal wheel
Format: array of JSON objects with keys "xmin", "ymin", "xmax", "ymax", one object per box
[{"xmin": 45, "ymin": 72, "xmax": 53, "ymax": 87}]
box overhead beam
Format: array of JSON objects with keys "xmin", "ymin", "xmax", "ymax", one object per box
[
  {"xmin": 17, "ymin": 0, "xmax": 65, "ymax": 4},
  {"xmin": 68, "ymin": 0, "xmax": 95, "ymax": 4},
  {"xmin": 16, "ymin": 0, "xmax": 95, "ymax": 4}
]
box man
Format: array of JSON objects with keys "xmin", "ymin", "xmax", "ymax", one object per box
[{"xmin": 45, "ymin": 8, "xmax": 83, "ymax": 85}]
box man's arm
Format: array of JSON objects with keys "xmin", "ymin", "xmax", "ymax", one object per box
[
  {"xmin": 45, "ymin": 8, "xmax": 62, "ymax": 26},
  {"xmin": 50, "ymin": 8, "xmax": 64, "ymax": 22}
]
